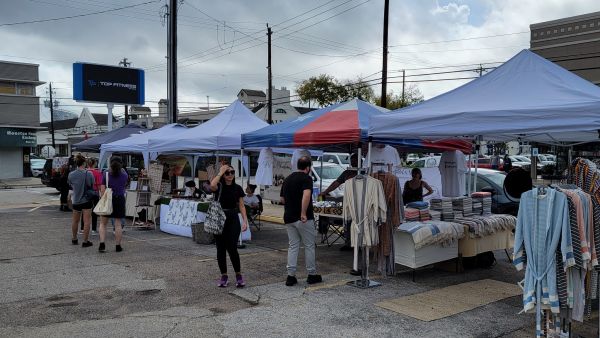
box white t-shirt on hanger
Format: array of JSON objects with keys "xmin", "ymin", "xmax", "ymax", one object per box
[
  {"xmin": 255, "ymin": 148, "xmax": 274, "ymax": 186},
  {"xmin": 365, "ymin": 145, "xmax": 400, "ymax": 168},
  {"xmin": 438, "ymin": 150, "xmax": 468, "ymax": 197}
]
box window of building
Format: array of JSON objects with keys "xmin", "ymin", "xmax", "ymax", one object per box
[
  {"xmin": 275, "ymin": 108, "xmax": 286, "ymax": 114},
  {"xmin": 582, "ymin": 24, "xmax": 587, "ymax": 29},
  {"xmin": 540, "ymin": 31, "xmax": 544, "ymax": 36},
  {"xmin": 590, "ymin": 22, "xmax": 595, "ymax": 27},
  {"xmin": 554, "ymin": 29, "xmax": 558, "ymax": 33},
  {"xmin": 568, "ymin": 27, "xmax": 572, "ymax": 31},
  {"xmin": 575, "ymin": 26, "xmax": 580, "ymax": 30},
  {"xmin": 0, "ymin": 81, "xmax": 16, "ymax": 94},
  {"xmin": 546, "ymin": 30, "xmax": 551, "ymax": 35},
  {"xmin": 561, "ymin": 28, "xmax": 565, "ymax": 32},
  {"xmin": 16, "ymin": 83, "xmax": 34, "ymax": 96}
]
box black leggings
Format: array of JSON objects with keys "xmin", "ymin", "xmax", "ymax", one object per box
[
  {"xmin": 60, "ymin": 187, "xmax": 69, "ymax": 205},
  {"xmin": 214, "ymin": 210, "xmax": 241, "ymax": 275}
]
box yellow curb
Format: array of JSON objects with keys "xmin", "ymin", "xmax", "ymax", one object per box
[
  {"xmin": 305, "ymin": 279, "xmax": 354, "ymax": 292},
  {"xmin": 258, "ymin": 215, "xmax": 285, "ymax": 224}
]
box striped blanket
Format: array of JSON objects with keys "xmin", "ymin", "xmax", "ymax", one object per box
[{"xmin": 398, "ymin": 221, "xmax": 465, "ymax": 249}]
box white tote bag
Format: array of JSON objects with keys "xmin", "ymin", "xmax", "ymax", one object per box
[{"xmin": 94, "ymin": 172, "xmax": 113, "ymax": 216}]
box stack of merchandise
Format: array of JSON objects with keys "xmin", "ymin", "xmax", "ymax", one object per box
[
  {"xmin": 429, "ymin": 209, "xmax": 441, "ymax": 221},
  {"xmin": 419, "ymin": 208, "xmax": 431, "ymax": 221},
  {"xmin": 430, "ymin": 198, "xmax": 454, "ymax": 221},
  {"xmin": 406, "ymin": 201, "xmax": 431, "ymax": 221},
  {"xmin": 404, "ymin": 207, "xmax": 420, "ymax": 222},
  {"xmin": 472, "ymin": 200, "xmax": 483, "ymax": 215},
  {"xmin": 452, "ymin": 196, "xmax": 473, "ymax": 217},
  {"xmin": 471, "ymin": 192, "xmax": 492, "ymax": 215}
]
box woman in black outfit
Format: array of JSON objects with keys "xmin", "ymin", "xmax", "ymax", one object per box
[
  {"xmin": 210, "ymin": 164, "xmax": 248, "ymax": 288},
  {"xmin": 403, "ymin": 168, "xmax": 434, "ymax": 204}
]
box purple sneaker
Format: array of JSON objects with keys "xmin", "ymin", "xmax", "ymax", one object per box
[
  {"xmin": 217, "ymin": 275, "xmax": 229, "ymax": 288},
  {"xmin": 236, "ymin": 275, "xmax": 246, "ymax": 288}
]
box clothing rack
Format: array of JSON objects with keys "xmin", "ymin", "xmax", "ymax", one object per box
[
  {"xmin": 515, "ymin": 159, "xmax": 600, "ymax": 337},
  {"xmin": 344, "ymin": 172, "xmax": 382, "ymax": 289}
]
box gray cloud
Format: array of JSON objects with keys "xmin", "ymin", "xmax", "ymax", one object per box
[{"xmin": 0, "ymin": 0, "xmax": 598, "ymax": 121}]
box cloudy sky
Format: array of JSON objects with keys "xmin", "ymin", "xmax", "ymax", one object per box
[{"xmin": 1, "ymin": 0, "xmax": 599, "ymax": 121}]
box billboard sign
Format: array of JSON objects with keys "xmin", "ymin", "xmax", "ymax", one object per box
[{"xmin": 73, "ymin": 63, "xmax": 145, "ymax": 105}]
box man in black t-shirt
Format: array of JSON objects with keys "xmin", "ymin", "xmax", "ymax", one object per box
[{"xmin": 280, "ymin": 156, "xmax": 322, "ymax": 286}]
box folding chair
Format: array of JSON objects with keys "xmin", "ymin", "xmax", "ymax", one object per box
[
  {"xmin": 248, "ymin": 195, "xmax": 263, "ymax": 231},
  {"xmin": 318, "ymin": 215, "xmax": 345, "ymax": 247}
]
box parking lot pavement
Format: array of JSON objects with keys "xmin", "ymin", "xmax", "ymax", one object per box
[{"xmin": 1, "ymin": 201, "xmax": 598, "ymax": 337}]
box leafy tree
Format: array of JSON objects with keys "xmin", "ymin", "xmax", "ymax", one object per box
[
  {"xmin": 296, "ymin": 74, "xmax": 342, "ymax": 108},
  {"xmin": 296, "ymin": 74, "xmax": 375, "ymax": 107},
  {"xmin": 339, "ymin": 78, "xmax": 375, "ymax": 102},
  {"xmin": 373, "ymin": 84, "xmax": 424, "ymax": 110}
]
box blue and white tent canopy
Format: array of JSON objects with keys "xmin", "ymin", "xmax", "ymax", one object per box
[
  {"xmin": 369, "ymin": 49, "xmax": 600, "ymax": 145},
  {"xmin": 100, "ymin": 123, "xmax": 188, "ymax": 168}
]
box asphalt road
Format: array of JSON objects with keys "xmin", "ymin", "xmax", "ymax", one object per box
[{"xmin": 0, "ymin": 188, "xmax": 597, "ymax": 337}]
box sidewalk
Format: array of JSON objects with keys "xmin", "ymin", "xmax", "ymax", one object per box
[
  {"xmin": 260, "ymin": 200, "xmax": 284, "ymax": 224},
  {"xmin": 0, "ymin": 177, "xmax": 45, "ymax": 189}
]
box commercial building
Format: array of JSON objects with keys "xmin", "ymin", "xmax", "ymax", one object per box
[
  {"xmin": 530, "ymin": 11, "xmax": 600, "ymax": 160},
  {"xmin": 0, "ymin": 60, "xmax": 45, "ymax": 179},
  {"xmin": 530, "ymin": 11, "xmax": 600, "ymax": 85}
]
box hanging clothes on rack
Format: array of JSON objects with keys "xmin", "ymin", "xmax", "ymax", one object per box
[
  {"xmin": 514, "ymin": 187, "xmax": 575, "ymax": 338},
  {"xmin": 343, "ymin": 175, "xmax": 387, "ymax": 248},
  {"xmin": 371, "ymin": 170, "xmax": 402, "ymax": 275},
  {"xmin": 343, "ymin": 172, "xmax": 386, "ymax": 274}
]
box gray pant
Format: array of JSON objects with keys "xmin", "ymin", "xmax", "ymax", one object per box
[{"xmin": 286, "ymin": 220, "xmax": 317, "ymax": 276}]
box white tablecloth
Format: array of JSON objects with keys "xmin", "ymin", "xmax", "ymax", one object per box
[{"xmin": 159, "ymin": 204, "xmax": 251, "ymax": 241}]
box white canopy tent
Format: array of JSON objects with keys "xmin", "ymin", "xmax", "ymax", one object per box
[
  {"xmin": 369, "ymin": 49, "xmax": 600, "ymax": 145},
  {"xmin": 149, "ymin": 100, "xmax": 268, "ymax": 153},
  {"xmin": 99, "ymin": 123, "xmax": 188, "ymax": 169}
]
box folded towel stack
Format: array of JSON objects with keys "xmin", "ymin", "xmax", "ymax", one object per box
[
  {"xmin": 429, "ymin": 209, "xmax": 441, "ymax": 221},
  {"xmin": 404, "ymin": 207, "xmax": 420, "ymax": 222},
  {"xmin": 451, "ymin": 196, "xmax": 473, "ymax": 217}
]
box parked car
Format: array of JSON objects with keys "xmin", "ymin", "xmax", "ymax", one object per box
[
  {"xmin": 311, "ymin": 163, "xmax": 345, "ymax": 197},
  {"xmin": 411, "ymin": 156, "xmax": 441, "ymax": 168},
  {"xmin": 317, "ymin": 153, "xmax": 351, "ymax": 169},
  {"xmin": 468, "ymin": 156, "xmax": 504, "ymax": 171},
  {"xmin": 406, "ymin": 153, "xmax": 420, "ymax": 165},
  {"xmin": 466, "ymin": 168, "xmax": 519, "ymax": 216},
  {"xmin": 30, "ymin": 158, "xmax": 46, "ymax": 177},
  {"xmin": 508, "ymin": 155, "xmax": 531, "ymax": 171},
  {"xmin": 41, "ymin": 157, "xmax": 69, "ymax": 189}
]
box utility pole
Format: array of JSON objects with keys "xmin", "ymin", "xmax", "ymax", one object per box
[
  {"xmin": 168, "ymin": 0, "xmax": 178, "ymax": 124},
  {"xmin": 119, "ymin": 57, "xmax": 131, "ymax": 124},
  {"xmin": 380, "ymin": 0, "xmax": 390, "ymax": 108},
  {"xmin": 476, "ymin": 64, "xmax": 486, "ymax": 77},
  {"xmin": 267, "ymin": 24, "xmax": 273, "ymax": 124},
  {"xmin": 206, "ymin": 96, "xmax": 210, "ymax": 112},
  {"xmin": 47, "ymin": 83, "xmax": 56, "ymax": 149},
  {"xmin": 401, "ymin": 69, "xmax": 405, "ymax": 107}
]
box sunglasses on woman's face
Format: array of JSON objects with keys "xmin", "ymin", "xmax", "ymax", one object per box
[{"xmin": 224, "ymin": 170, "xmax": 235, "ymax": 176}]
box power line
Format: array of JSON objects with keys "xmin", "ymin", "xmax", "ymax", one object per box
[
  {"xmin": 389, "ymin": 31, "xmax": 529, "ymax": 48},
  {"xmin": 0, "ymin": 0, "xmax": 160, "ymax": 26}
]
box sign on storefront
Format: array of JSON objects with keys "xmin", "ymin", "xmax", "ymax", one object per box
[{"xmin": 0, "ymin": 127, "xmax": 37, "ymax": 147}]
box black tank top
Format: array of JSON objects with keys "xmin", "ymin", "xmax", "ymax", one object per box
[{"xmin": 403, "ymin": 181, "xmax": 423, "ymax": 205}]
